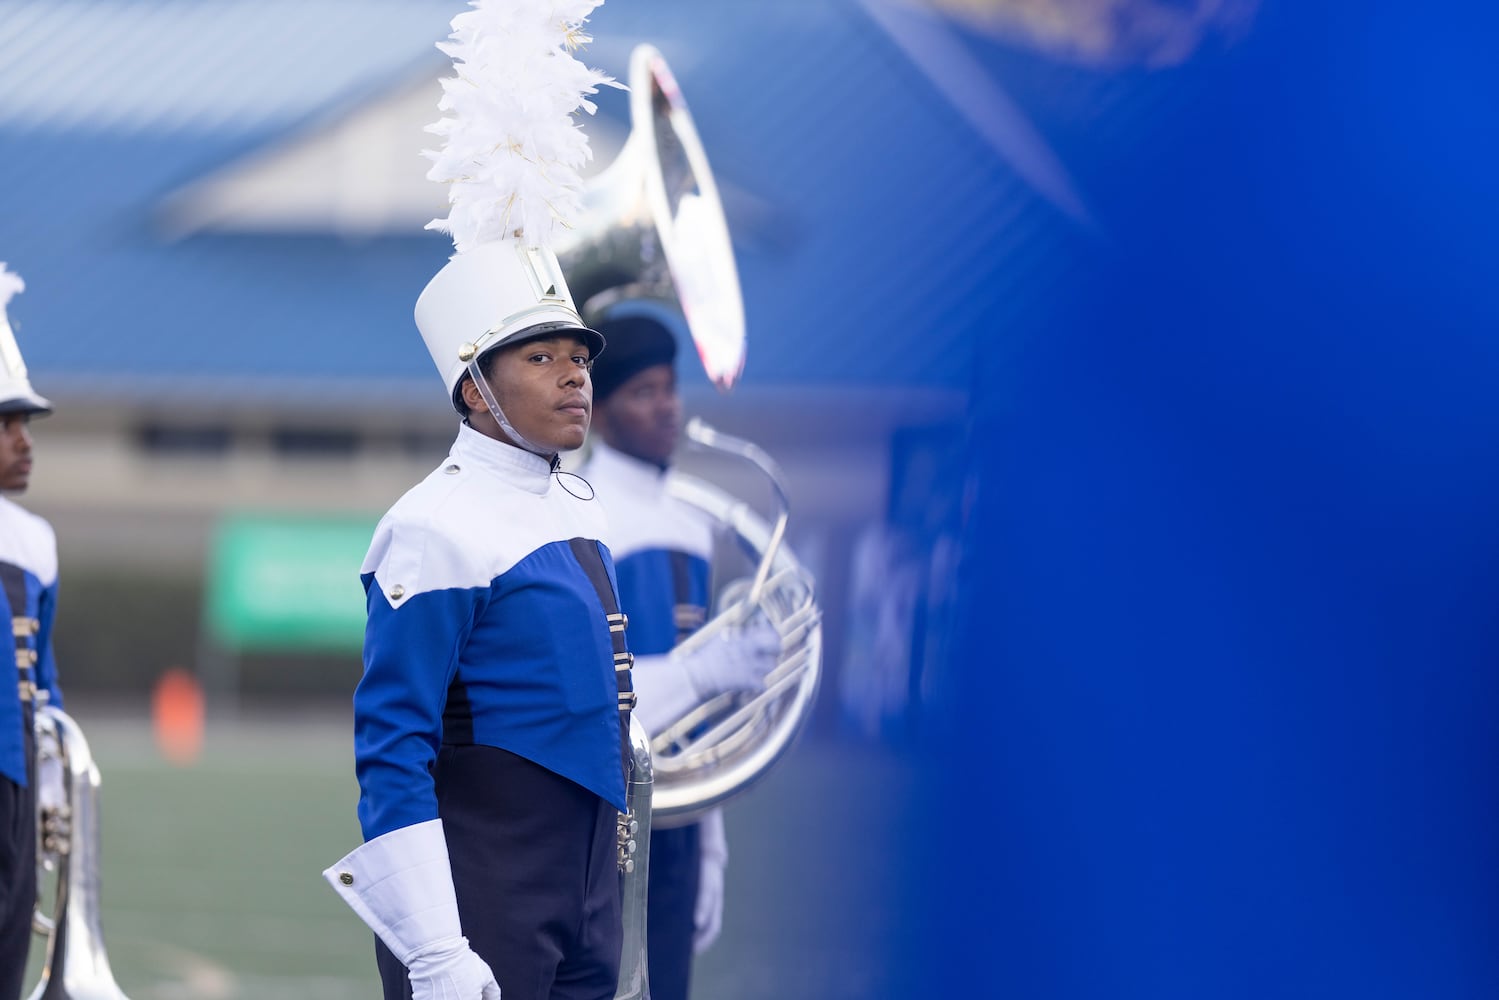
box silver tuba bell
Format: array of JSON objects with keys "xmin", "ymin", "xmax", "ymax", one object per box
[
  {"xmin": 29, "ymin": 702, "xmax": 131, "ymax": 1000},
  {"xmin": 559, "ymin": 43, "xmax": 748, "ymax": 392}
]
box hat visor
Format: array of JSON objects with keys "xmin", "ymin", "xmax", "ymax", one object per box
[
  {"xmin": 0, "ymin": 392, "xmax": 52, "ymax": 417},
  {"xmin": 484, "ymin": 320, "xmax": 606, "ymax": 363}
]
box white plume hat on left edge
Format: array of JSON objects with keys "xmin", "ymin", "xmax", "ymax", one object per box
[{"xmin": 0, "ymin": 264, "xmax": 53, "ymax": 416}]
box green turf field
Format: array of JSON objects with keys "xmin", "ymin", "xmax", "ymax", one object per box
[{"xmin": 24, "ymin": 707, "xmax": 917, "ymax": 1000}]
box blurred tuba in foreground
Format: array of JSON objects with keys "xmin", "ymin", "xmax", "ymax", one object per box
[
  {"xmin": 558, "ymin": 42, "xmax": 822, "ymax": 1000},
  {"xmin": 29, "ymin": 702, "xmax": 131, "ymax": 1000}
]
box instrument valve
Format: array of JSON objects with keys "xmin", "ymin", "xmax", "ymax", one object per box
[
  {"xmin": 616, "ymin": 812, "xmax": 641, "ymax": 872},
  {"xmin": 40, "ymin": 804, "xmax": 72, "ymax": 855}
]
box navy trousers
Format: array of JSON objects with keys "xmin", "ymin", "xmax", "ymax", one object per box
[
  {"xmin": 0, "ymin": 729, "xmax": 34, "ymax": 1000},
  {"xmin": 646, "ymin": 823, "xmax": 701, "ymax": 1000},
  {"xmin": 376, "ymin": 745, "xmax": 623, "ymax": 1000}
]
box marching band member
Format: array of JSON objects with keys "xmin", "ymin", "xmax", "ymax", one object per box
[
  {"xmin": 0, "ymin": 264, "xmax": 64, "ymax": 998},
  {"xmin": 323, "ymin": 4, "xmax": 632, "ymax": 999},
  {"xmin": 578, "ymin": 312, "xmax": 780, "ymax": 1000}
]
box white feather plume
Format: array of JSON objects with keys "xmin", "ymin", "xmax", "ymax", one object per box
[
  {"xmin": 0, "ymin": 264, "xmax": 23, "ymax": 312},
  {"xmin": 424, "ymin": 0, "xmax": 615, "ymax": 253}
]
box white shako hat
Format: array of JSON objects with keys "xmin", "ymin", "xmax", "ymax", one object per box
[
  {"xmin": 0, "ymin": 264, "xmax": 52, "ymax": 416},
  {"xmin": 416, "ymin": 240, "xmax": 603, "ymax": 414},
  {"xmin": 416, "ymin": 0, "xmax": 613, "ymax": 415}
]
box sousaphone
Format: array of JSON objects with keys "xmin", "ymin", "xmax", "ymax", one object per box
[{"xmin": 555, "ymin": 43, "xmax": 822, "ymax": 1000}]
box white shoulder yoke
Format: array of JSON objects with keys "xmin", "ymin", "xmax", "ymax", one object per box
[
  {"xmin": 0, "ymin": 497, "xmax": 57, "ymax": 586},
  {"xmin": 580, "ymin": 442, "xmax": 714, "ymax": 562},
  {"xmin": 364, "ymin": 427, "xmax": 607, "ymax": 609}
]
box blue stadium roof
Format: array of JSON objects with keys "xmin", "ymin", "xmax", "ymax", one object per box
[{"xmin": 0, "ymin": 0, "xmax": 1086, "ymax": 403}]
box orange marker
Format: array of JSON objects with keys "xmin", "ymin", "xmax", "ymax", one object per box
[{"xmin": 151, "ymin": 668, "xmax": 204, "ymax": 765}]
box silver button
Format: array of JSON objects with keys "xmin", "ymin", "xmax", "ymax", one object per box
[
  {"xmin": 339, "ymin": 872, "xmax": 354, "ymax": 886},
  {"xmin": 444, "ymin": 464, "xmax": 460, "ymax": 475},
  {"xmin": 389, "ymin": 585, "xmax": 405, "ymax": 600}
]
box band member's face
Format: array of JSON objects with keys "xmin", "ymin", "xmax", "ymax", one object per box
[
  {"xmin": 596, "ymin": 364, "xmax": 680, "ymax": 468},
  {"xmin": 0, "ymin": 413, "xmax": 33, "ymax": 493},
  {"xmin": 472, "ymin": 334, "xmax": 594, "ymax": 453}
]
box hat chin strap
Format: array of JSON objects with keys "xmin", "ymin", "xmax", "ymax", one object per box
[{"xmin": 465, "ymin": 359, "xmax": 554, "ymax": 460}]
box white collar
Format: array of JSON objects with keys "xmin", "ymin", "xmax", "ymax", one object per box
[
  {"xmin": 451, "ymin": 422, "xmax": 555, "ymax": 496},
  {"xmin": 587, "ymin": 439, "xmax": 671, "ymax": 497}
]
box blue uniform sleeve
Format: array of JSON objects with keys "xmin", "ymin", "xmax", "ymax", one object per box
[
  {"xmin": 353, "ymin": 529, "xmax": 488, "ymax": 841},
  {"xmin": 34, "ymin": 579, "xmax": 61, "ymax": 708}
]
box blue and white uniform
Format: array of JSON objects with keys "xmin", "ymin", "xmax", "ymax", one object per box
[
  {"xmin": 0, "ymin": 496, "xmax": 61, "ymax": 995},
  {"xmin": 353, "ymin": 423, "xmax": 633, "ymax": 1000},
  {"xmin": 579, "ymin": 442, "xmax": 712, "ymax": 655},
  {"xmin": 577, "ymin": 441, "xmax": 718, "ymax": 1000}
]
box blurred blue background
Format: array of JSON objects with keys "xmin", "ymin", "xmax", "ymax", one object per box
[
  {"xmin": 923, "ymin": 1, "xmax": 1499, "ymax": 997},
  {"xmin": 2, "ymin": 0, "xmax": 1497, "ymax": 996}
]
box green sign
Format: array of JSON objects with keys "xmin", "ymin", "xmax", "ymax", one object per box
[{"xmin": 206, "ymin": 513, "xmax": 379, "ymax": 653}]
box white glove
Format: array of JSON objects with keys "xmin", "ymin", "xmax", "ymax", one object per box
[
  {"xmin": 681, "ymin": 617, "xmax": 781, "ymax": 696},
  {"xmin": 406, "ymin": 940, "xmax": 504, "ymax": 1000},
  {"xmin": 324, "ymin": 819, "xmax": 501, "ymax": 1000},
  {"xmin": 630, "ymin": 618, "xmax": 781, "ymax": 734},
  {"xmin": 693, "ymin": 808, "xmax": 728, "ymax": 954}
]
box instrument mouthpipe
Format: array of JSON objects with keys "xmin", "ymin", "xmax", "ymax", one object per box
[
  {"xmin": 684, "ymin": 418, "xmax": 792, "ymax": 603},
  {"xmin": 684, "ymin": 418, "xmax": 791, "ymax": 513}
]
